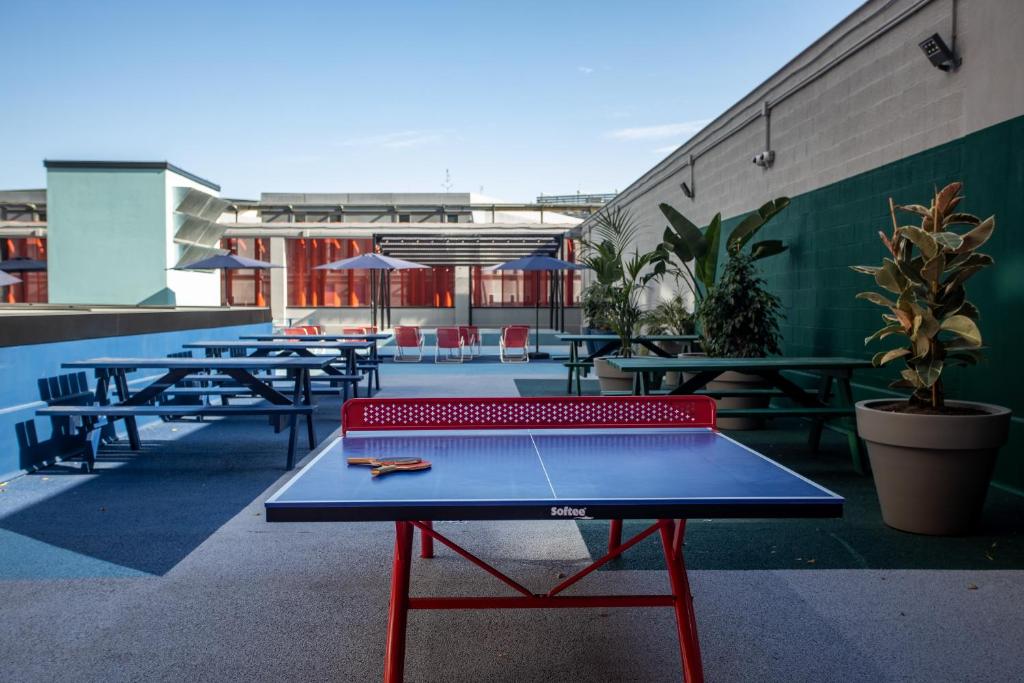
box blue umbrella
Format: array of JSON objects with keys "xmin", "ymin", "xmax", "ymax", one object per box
[
  {"xmin": 486, "ymin": 255, "xmax": 591, "ymax": 356},
  {"xmin": 0, "ymin": 270, "xmax": 21, "ymax": 286},
  {"xmin": 176, "ymin": 253, "xmax": 281, "ymax": 270},
  {"xmin": 314, "ymin": 252, "xmax": 428, "ymax": 271},
  {"xmin": 315, "ymin": 252, "xmax": 429, "ymax": 328},
  {"xmin": 0, "ymin": 257, "xmax": 46, "ymax": 272}
]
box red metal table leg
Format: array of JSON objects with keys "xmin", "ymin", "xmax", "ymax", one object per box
[
  {"xmin": 608, "ymin": 519, "xmax": 623, "ymax": 552},
  {"xmin": 384, "ymin": 521, "xmax": 414, "ymax": 683},
  {"xmin": 660, "ymin": 519, "xmax": 704, "ymax": 683},
  {"xmin": 420, "ymin": 520, "xmax": 434, "ymax": 559}
]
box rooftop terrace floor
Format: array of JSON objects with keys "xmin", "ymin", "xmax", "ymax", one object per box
[{"xmin": 1, "ymin": 359, "xmax": 1022, "ymax": 681}]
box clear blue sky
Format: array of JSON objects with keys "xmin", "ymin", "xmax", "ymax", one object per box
[{"xmin": 2, "ymin": 0, "xmax": 862, "ymax": 201}]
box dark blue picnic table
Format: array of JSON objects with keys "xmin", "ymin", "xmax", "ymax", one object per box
[
  {"xmin": 36, "ymin": 356, "xmax": 331, "ymax": 470},
  {"xmin": 239, "ymin": 333, "xmax": 391, "ymax": 370},
  {"xmin": 608, "ymin": 355, "xmax": 875, "ymax": 472},
  {"xmin": 184, "ymin": 339, "xmax": 377, "ymax": 395}
]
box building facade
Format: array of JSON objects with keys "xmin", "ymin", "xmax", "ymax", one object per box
[
  {"xmin": 0, "ymin": 181, "xmax": 592, "ymax": 329},
  {"xmin": 579, "ymin": 0, "xmax": 1024, "ymax": 490}
]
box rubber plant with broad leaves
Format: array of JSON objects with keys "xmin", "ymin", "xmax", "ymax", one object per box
[
  {"xmin": 851, "ymin": 182, "xmax": 992, "ymax": 411},
  {"xmin": 851, "ymin": 181, "xmax": 1010, "ymax": 537}
]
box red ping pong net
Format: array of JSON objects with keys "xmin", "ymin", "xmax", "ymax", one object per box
[{"xmin": 341, "ymin": 396, "xmax": 716, "ymax": 435}]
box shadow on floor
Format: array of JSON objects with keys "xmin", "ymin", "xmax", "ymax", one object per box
[{"xmin": 0, "ymin": 400, "xmax": 342, "ymax": 576}]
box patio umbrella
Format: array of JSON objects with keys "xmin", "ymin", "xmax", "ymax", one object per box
[
  {"xmin": 315, "ymin": 252, "xmax": 429, "ymax": 328},
  {"xmin": 0, "ymin": 270, "xmax": 22, "ymax": 286},
  {"xmin": 486, "ymin": 254, "xmax": 591, "ymax": 358},
  {"xmin": 175, "ymin": 253, "xmax": 281, "ymax": 270},
  {"xmin": 0, "ymin": 257, "xmax": 46, "ymax": 272}
]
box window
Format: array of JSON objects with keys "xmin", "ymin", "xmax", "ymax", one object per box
[
  {"xmin": 398, "ymin": 214, "xmax": 411, "ymax": 223},
  {"xmin": 1, "ymin": 237, "xmax": 47, "ymax": 303},
  {"xmin": 221, "ymin": 238, "xmax": 270, "ymax": 307},
  {"xmin": 287, "ymin": 238, "xmax": 372, "ymax": 307},
  {"xmin": 390, "ymin": 266, "xmax": 455, "ymax": 307},
  {"xmin": 446, "ymin": 214, "xmax": 459, "ymax": 223},
  {"xmin": 285, "ymin": 239, "xmax": 455, "ymax": 308},
  {"xmin": 471, "ymin": 242, "xmax": 580, "ymax": 308}
]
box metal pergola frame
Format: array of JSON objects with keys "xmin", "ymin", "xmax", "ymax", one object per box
[{"xmin": 372, "ymin": 232, "xmax": 577, "ymax": 331}]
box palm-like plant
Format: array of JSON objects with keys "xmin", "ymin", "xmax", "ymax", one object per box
[
  {"xmin": 641, "ymin": 294, "xmax": 696, "ymax": 336},
  {"xmin": 656, "ymin": 198, "xmax": 790, "ymax": 303},
  {"xmin": 607, "ymin": 249, "xmax": 661, "ymax": 358},
  {"xmin": 578, "ymin": 206, "xmax": 642, "ymax": 286}
]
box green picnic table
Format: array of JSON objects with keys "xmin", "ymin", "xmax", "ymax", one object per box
[
  {"xmin": 558, "ymin": 333, "xmax": 701, "ymax": 395},
  {"xmin": 607, "ymin": 356, "xmax": 875, "ymax": 473}
]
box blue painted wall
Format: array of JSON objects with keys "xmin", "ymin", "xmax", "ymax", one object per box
[{"xmin": 0, "ymin": 322, "xmax": 271, "ymax": 480}]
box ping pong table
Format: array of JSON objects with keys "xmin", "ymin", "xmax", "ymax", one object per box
[{"xmin": 266, "ymin": 396, "xmax": 843, "ymax": 682}]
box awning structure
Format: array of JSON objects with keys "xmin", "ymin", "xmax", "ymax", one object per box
[
  {"xmin": 173, "ymin": 188, "xmax": 231, "ymax": 268},
  {"xmin": 376, "ymin": 233, "xmax": 563, "ymax": 266}
]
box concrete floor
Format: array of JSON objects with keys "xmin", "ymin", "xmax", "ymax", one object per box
[{"xmin": 1, "ymin": 359, "xmax": 1022, "ymax": 682}]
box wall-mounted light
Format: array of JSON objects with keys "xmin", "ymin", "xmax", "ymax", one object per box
[
  {"xmin": 919, "ymin": 33, "xmax": 960, "ymax": 71},
  {"xmin": 680, "ymin": 182, "xmax": 694, "ymax": 199}
]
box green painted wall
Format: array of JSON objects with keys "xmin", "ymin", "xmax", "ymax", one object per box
[
  {"xmin": 718, "ymin": 114, "xmax": 1024, "ymax": 491},
  {"xmin": 46, "ymin": 168, "xmax": 171, "ymax": 305}
]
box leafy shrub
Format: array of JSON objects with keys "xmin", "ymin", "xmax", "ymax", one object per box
[{"xmin": 699, "ymin": 253, "xmax": 782, "ymax": 357}]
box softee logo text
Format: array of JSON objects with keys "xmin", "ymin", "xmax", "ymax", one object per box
[{"xmin": 550, "ymin": 506, "xmax": 588, "ymax": 518}]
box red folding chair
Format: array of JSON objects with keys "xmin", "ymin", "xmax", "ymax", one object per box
[
  {"xmin": 499, "ymin": 325, "xmax": 530, "ymax": 363},
  {"xmin": 394, "ymin": 326, "xmax": 424, "ymax": 362},
  {"xmin": 282, "ymin": 327, "xmax": 309, "ymax": 335},
  {"xmin": 458, "ymin": 325, "xmax": 481, "ymax": 359},
  {"xmin": 434, "ymin": 326, "xmax": 464, "ymax": 363}
]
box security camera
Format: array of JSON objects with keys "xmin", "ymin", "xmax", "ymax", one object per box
[{"xmin": 752, "ymin": 150, "xmax": 775, "ymax": 168}]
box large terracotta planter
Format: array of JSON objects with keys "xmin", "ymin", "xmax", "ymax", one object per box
[
  {"xmin": 594, "ymin": 357, "xmax": 633, "ymax": 393},
  {"xmin": 708, "ymin": 370, "xmax": 769, "ymax": 430},
  {"xmin": 855, "ymin": 399, "xmax": 1011, "ymax": 536}
]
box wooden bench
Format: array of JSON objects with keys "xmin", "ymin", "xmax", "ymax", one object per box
[
  {"xmin": 15, "ymin": 372, "xmax": 108, "ymax": 472},
  {"xmin": 177, "ymin": 372, "xmax": 364, "ymax": 401},
  {"xmin": 36, "ymin": 403, "xmax": 315, "ymax": 470}
]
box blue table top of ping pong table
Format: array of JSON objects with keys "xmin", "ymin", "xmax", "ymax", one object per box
[{"xmin": 265, "ymin": 427, "xmax": 843, "ymax": 522}]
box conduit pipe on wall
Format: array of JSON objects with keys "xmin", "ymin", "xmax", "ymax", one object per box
[{"xmin": 605, "ymin": 0, "xmax": 944, "ymax": 209}]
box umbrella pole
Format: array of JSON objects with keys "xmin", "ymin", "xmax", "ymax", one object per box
[{"xmin": 529, "ymin": 273, "xmax": 549, "ymax": 359}]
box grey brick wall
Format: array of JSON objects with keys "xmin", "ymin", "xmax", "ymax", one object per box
[{"xmin": 585, "ymin": 0, "xmax": 1024, "ymax": 299}]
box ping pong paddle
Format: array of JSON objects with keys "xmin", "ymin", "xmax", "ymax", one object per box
[
  {"xmin": 347, "ymin": 457, "xmax": 422, "ymax": 467},
  {"xmin": 370, "ymin": 460, "xmax": 432, "ymax": 477}
]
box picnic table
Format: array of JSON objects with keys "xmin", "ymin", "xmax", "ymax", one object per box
[
  {"xmin": 240, "ymin": 333, "xmax": 391, "ymax": 388},
  {"xmin": 35, "ymin": 356, "xmax": 329, "ymax": 471},
  {"xmin": 607, "ymin": 356, "xmax": 874, "ymax": 473},
  {"xmin": 558, "ymin": 333, "xmax": 700, "ymax": 395},
  {"xmin": 240, "ymin": 332, "xmax": 391, "ymax": 358},
  {"xmin": 185, "ymin": 339, "xmax": 375, "ymax": 398}
]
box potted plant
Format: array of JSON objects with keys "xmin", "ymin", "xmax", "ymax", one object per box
[
  {"xmin": 593, "ymin": 250, "xmax": 660, "ymax": 391},
  {"xmin": 657, "ymin": 198, "xmax": 790, "ymax": 427},
  {"xmin": 579, "ymin": 207, "xmax": 663, "ymax": 390},
  {"xmin": 641, "ymin": 294, "xmax": 696, "ymax": 386},
  {"xmin": 698, "ymin": 253, "xmax": 783, "ymax": 427},
  {"xmin": 580, "ymin": 281, "xmax": 615, "ymax": 337},
  {"xmin": 578, "ymin": 207, "xmax": 637, "ymax": 357},
  {"xmin": 852, "ymin": 182, "xmax": 1010, "ymax": 536}
]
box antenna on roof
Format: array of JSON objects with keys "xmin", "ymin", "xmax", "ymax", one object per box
[{"xmin": 442, "ymin": 169, "xmax": 453, "ymax": 193}]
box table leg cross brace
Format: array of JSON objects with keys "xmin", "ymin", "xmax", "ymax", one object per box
[{"xmin": 383, "ymin": 519, "xmax": 704, "ymax": 682}]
